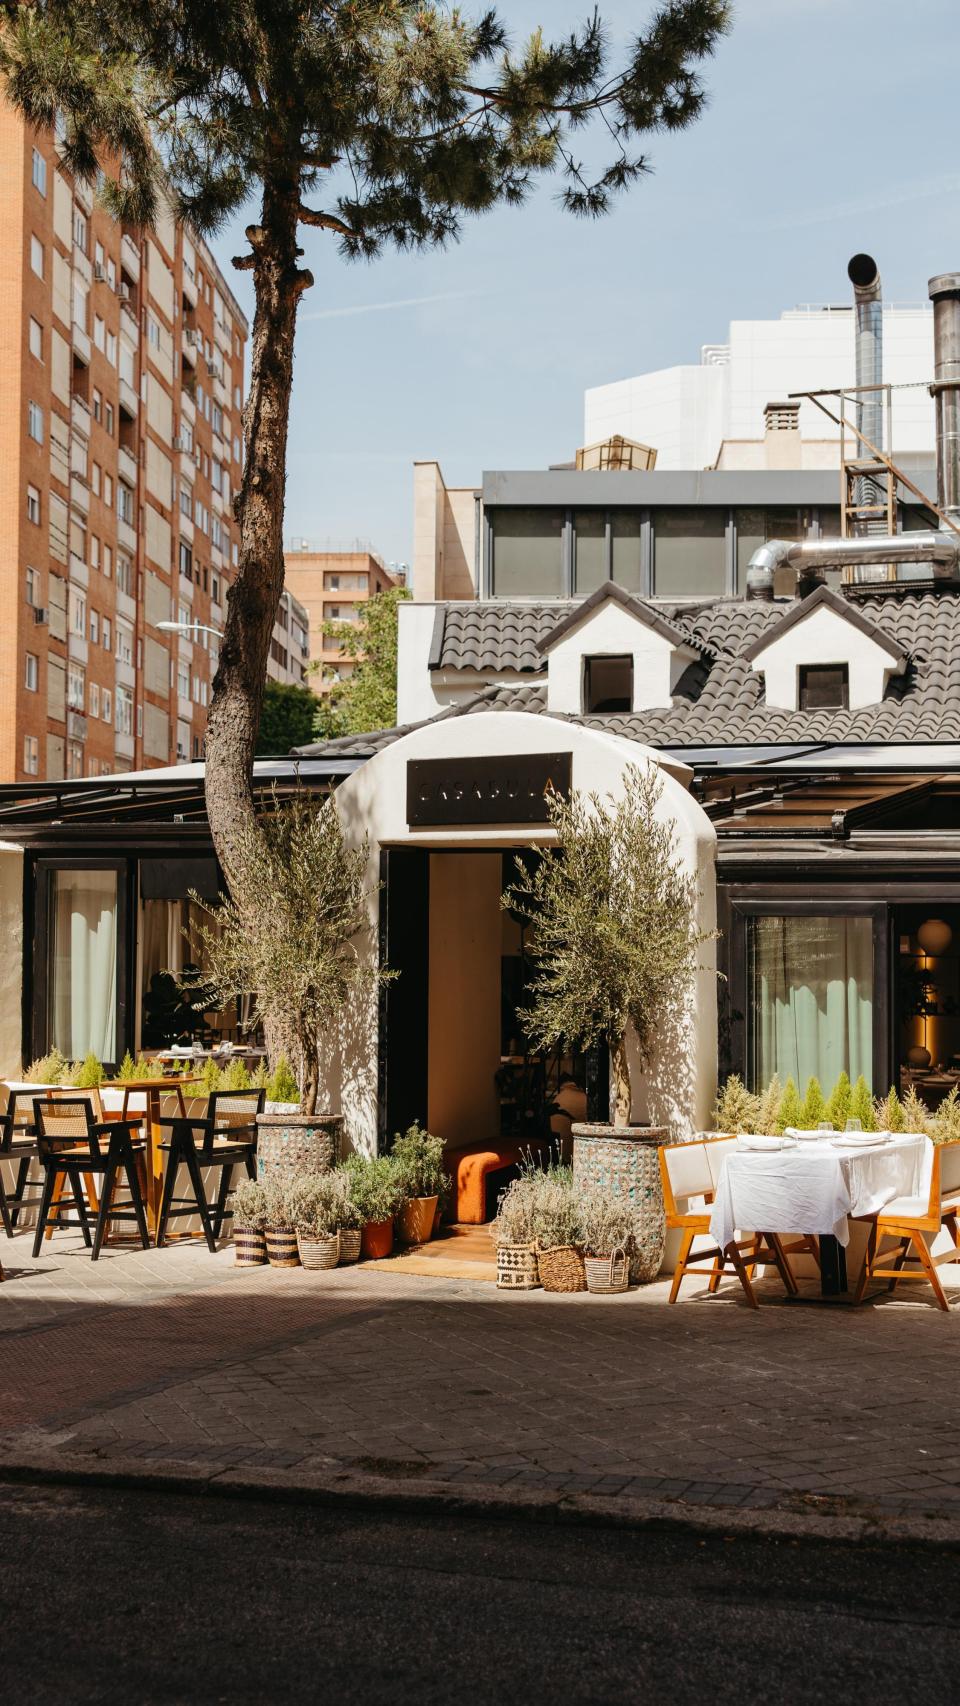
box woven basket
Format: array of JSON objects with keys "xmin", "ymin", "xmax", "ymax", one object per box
[
  {"xmin": 496, "ymin": 1243, "xmax": 540, "ymax": 1291},
  {"xmin": 572, "ymin": 1124, "xmax": 668, "ymax": 1285},
  {"xmin": 338, "ymin": 1228, "xmax": 362, "ymax": 1266},
  {"xmin": 234, "ymin": 1228, "xmax": 267, "ymax": 1268},
  {"xmin": 265, "ymin": 1228, "xmax": 301, "ymax": 1269},
  {"xmin": 297, "ymin": 1232, "xmax": 340, "ymax": 1271},
  {"xmin": 585, "ymin": 1248, "xmax": 630, "ymax": 1296},
  {"xmin": 537, "ymin": 1243, "xmax": 587, "ymax": 1293}
]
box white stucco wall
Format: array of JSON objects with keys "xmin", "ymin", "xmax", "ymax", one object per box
[
  {"xmin": 748, "ymin": 605, "xmax": 902, "ymax": 710},
  {"xmin": 0, "ymin": 843, "xmax": 24, "ymax": 1078},
  {"xmin": 545, "ymin": 603, "xmax": 695, "ymax": 715},
  {"xmin": 397, "ymin": 601, "xmax": 542, "ymax": 724},
  {"xmin": 321, "ymin": 711, "xmax": 717, "ymax": 1158}
]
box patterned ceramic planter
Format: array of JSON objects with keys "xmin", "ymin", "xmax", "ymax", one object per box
[
  {"xmin": 572, "ymin": 1124, "xmax": 668, "ymax": 1284},
  {"xmin": 256, "ymin": 1113, "xmax": 342, "ymax": 1181}
]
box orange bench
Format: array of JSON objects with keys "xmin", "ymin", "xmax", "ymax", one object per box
[{"xmin": 443, "ymin": 1140, "xmax": 547, "ymax": 1224}]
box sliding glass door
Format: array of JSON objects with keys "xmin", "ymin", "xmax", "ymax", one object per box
[{"xmin": 35, "ymin": 861, "xmax": 128, "ymax": 1068}]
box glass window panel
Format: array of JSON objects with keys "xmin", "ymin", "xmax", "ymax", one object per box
[
  {"xmin": 490, "ymin": 508, "xmax": 564, "ymax": 598},
  {"xmin": 48, "ymin": 869, "xmax": 117, "ymax": 1061},
  {"xmin": 747, "ymin": 914, "xmax": 873, "ymax": 1092},
  {"xmin": 610, "ymin": 511, "xmax": 643, "ymax": 592},
  {"xmin": 653, "ymin": 508, "xmax": 725, "ymax": 597},
  {"xmin": 573, "ymin": 510, "xmax": 606, "ymax": 594}
]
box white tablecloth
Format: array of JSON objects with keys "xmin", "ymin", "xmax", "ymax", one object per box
[{"xmin": 709, "ymin": 1133, "xmax": 932, "ymax": 1251}]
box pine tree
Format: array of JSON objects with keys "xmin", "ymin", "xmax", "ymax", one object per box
[
  {"xmin": 755, "ymin": 1074, "xmax": 782, "ymax": 1137},
  {"xmin": 849, "ymin": 1075, "xmax": 875, "ymax": 1131},
  {"xmin": 777, "ymin": 1077, "xmax": 803, "ymax": 1133},
  {"xmin": 801, "ymin": 1076, "xmax": 827, "ymax": 1130},
  {"xmin": 713, "ymin": 1074, "xmax": 760, "ymax": 1135},
  {"xmin": 0, "ymin": 2, "xmax": 730, "ymax": 905},
  {"xmin": 873, "ymin": 1085, "xmax": 905, "ymax": 1133},
  {"xmin": 900, "ymin": 1086, "xmax": 933, "ymax": 1137},
  {"xmin": 825, "ymin": 1071, "xmax": 851, "ymax": 1131}
]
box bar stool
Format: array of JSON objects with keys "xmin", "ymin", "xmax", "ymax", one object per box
[
  {"xmin": 32, "ymin": 1098, "xmax": 150, "ymax": 1261},
  {"xmin": 156, "ymin": 1089, "xmax": 264, "ymax": 1252}
]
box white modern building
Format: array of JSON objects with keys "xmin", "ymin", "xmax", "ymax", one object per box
[{"xmin": 584, "ymin": 304, "xmax": 936, "ymax": 472}]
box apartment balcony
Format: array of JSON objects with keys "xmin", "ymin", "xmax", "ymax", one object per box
[
  {"xmin": 119, "ymin": 300, "xmax": 139, "ymax": 349},
  {"xmin": 115, "ymin": 655, "xmax": 135, "ymax": 689},
  {"xmin": 69, "ymin": 473, "xmax": 90, "ymax": 516},
  {"xmin": 182, "ymin": 268, "xmax": 198, "ymax": 312},
  {"xmin": 69, "ymin": 550, "xmax": 89, "ymax": 590},
  {"xmin": 74, "ymin": 175, "xmax": 93, "ymax": 214},
  {"xmin": 177, "ymin": 447, "xmax": 196, "ymax": 481},
  {"xmin": 116, "ymin": 585, "xmax": 136, "ymax": 623},
  {"xmin": 181, "ymin": 327, "xmax": 198, "ymax": 368},
  {"xmin": 116, "ymin": 515, "xmax": 137, "ymax": 556},
  {"xmin": 210, "ymin": 542, "xmax": 224, "ymax": 570},
  {"xmin": 214, "ymin": 317, "xmax": 231, "ymax": 357},
  {"xmin": 71, "ymin": 320, "xmax": 91, "ymax": 365},
  {"xmin": 117, "ymin": 445, "xmax": 138, "ymax": 488},
  {"xmin": 213, "ymin": 373, "xmax": 228, "ymax": 410},
  {"xmin": 120, "ymin": 232, "xmax": 141, "ymax": 282},
  {"xmin": 114, "ymin": 728, "xmax": 135, "ymax": 761},
  {"xmin": 72, "ymin": 246, "xmax": 92, "ymax": 286},
  {"xmin": 118, "ymin": 377, "xmax": 138, "ymax": 420},
  {"xmin": 180, "ymin": 386, "xmax": 196, "ymax": 425},
  {"xmin": 210, "ymin": 486, "xmax": 224, "ymax": 517},
  {"xmin": 49, "ymin": 520, "xmax": 68, "ymax": 565},
  {"xmin": 50, "ymin": 444, "xmax": 70, "ymax": 487},
  {"xmin": 68, "ymin": 634, "xmax": 88, "ymax": 667},
  {"xmin": 71, "ymin": 394, "xmax": 91, "ymax": 435},
  {"xmin": 67, "ymin": 710, "xmax": 88, "ymax": 742},
  {"xmin": 178, "ymin": 693, "xmax": 193, "ymax": 722},
  {"xmin": 178, "ymin": 509, "xmax": 194, "ymax": 543}
]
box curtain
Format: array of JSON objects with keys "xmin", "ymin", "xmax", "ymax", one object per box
[
  {"xmin": 749, "ymin": 914, "xmax": 873, "ymax": 1090},
  {"xmin": 50, "ymin": 869, "xmax": 117, "ymax": 1061}
]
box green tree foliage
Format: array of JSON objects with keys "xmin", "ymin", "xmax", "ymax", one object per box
[
  {"xmin": 255, "ymin": 680, "xmax": 320, "ymax": 756},
  {"xmin": 825, "ymin": 1071, "xmax": 851, "ymax": 1132},
  {"xmin": 266, "ymin": 1054, "xmax": 300, "ymax": 1105},
  {"xmin": 849, "ymin": 1075, "xmax": 875, "ymax": 1131},
  {"xmin": 314, "ymin": 586, "xmax": 409, "ymax": 737},
  {"xmin": 874, "ymin": 1085, "xmax": 905, "ymax": 1133},
  {"xmin": 777, "ymin": 1077, "xmax": 803, "ymax": 1133},
  {"xmin": 754, "ymin": 1073, "xmax": 782, "ymax": 1137},
  {"xmin": 505, "ymin": 764, "xmax": 711, "ymax": 1126},
  {"xmin": 801, "ymin": 1077, "xmax": 827, "ymax": 1129},
  {"xmin": 713, "ymin": 1075, "xmax": 759, "ymax": 1135},
  {"xmin": 0, "ymin": 1, "xmax": 730, "ymax": 899}
]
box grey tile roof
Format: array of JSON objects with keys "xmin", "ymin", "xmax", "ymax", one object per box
[{"xmin": 432, "ymin": 602, "xmax": 569, "ymax": 672}]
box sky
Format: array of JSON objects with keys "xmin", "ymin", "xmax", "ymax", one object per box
[{"xmin": 210, "ymin": 0, "xmax": 958, "ymax": 572}]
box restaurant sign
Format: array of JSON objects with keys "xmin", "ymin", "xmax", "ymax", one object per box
[{"xmin": 406, "ymin": 753, "xmax": 573, "ymax": 828}]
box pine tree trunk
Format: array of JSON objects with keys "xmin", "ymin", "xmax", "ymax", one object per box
[
  {"xmin": 610, "ymin": 1033, "xmax": 632, "ymax": 1128},
  {"xmin": 204, "ymin": 175, "xmax": 306, "ymax": 895}
]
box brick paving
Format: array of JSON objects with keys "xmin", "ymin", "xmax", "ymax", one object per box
[{"xmin": 2, "ymin": 1229, "xmax": 959, "ymax": 1518}]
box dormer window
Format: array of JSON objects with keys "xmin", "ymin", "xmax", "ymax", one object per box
[
  {"xmin": 799, "ymin": 664, "xmax": 848, "ymax": 711},
  {"xmin": 584, "ymin": 654, "xmax": 633, "ymax": 714}
]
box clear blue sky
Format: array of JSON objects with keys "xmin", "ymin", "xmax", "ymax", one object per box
[{"xmin": 210, "ymin": 0, "xmax": 957, "ymax": 570}]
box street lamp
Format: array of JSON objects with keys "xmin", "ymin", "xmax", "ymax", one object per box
[{"xmin": 156, "ymin": 619, "xmax": 221, "ymax": 641}]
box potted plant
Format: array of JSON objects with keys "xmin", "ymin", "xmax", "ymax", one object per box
[
  {"xmin": 232, "ymin": 1178, "xmax": 269, "ymax": 1267},
  {"xmin": 504, "ymin": 763, "xmax": 712, "ymax": 1283},
  {"xmin": 489, "ymin": 1172, "xmax": 541, "ymax": 1291},
  {"xmin": 262, "ymin": 1177, "xmax": 300, "ymax": 1268},
  {"xmin": 531, "ymin": 1167, "xmax": 586, "ymax": 1293},
  {"xmin": 346, "ymin": 1155, "xmax": 405, "ymax": 1259},
  {"xmin": 334, "ymin": 1165, "xmax": 364, "ymax": 1265},
  {"xmin": 182, "ymin": 788, "xmax": 392, "ymax": 1175},
  {"xmin": 288, "ymin": 1171, "xmax": 342, "ymax": 1270},
  {"xmin": 579, "ymin": 1188, "xmax": 638, "ymax": 1295},
  {"xmin": 391, "ymin": 1123, "xmax": 448, "ymax": 1246}
]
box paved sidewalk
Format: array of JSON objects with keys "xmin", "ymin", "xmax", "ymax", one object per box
[{"xmin": 2, "ymin": 1229, "xmax": 959, "ymax": 1525}]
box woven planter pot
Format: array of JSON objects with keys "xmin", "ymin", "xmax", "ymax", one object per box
[
  {"xmin": 537, "ymin": 1243, "xmax": 587, "ymax": 1293},
  {"xmin": 397, "ymin": 1195, "xmax": 438, "ymax": 1247},
  {"xmin": 265, "ymin": 1228, "xmax": 301, "ymax": 1269},
  {"xmin": 297, "ymin": 1231, "xmax": 340, "ymax": 1271},
  {"xmin": 585, "ymin": 1250, "xmax": 630, "ymax": 1296},
  {"xmin": 338, "ymin": 1228, "xmax": 362, "ymax": 1265},
  {"xmin": 496, "ymin": 1243, "xmax": 540, "ymax": 1291},
  {"xmin": 256, "ymin": 1113, "xmax": 342, "ymax": 1181},
  {"xmin": 361, "ymin": 1218, "xmax": 394, "ymax": 1260},
  {"xmin": 234, "ymin": 1228, "xmax": 267, "ymax": 1268},
  {"xmin": 572, "ymin": 1124, "xmax": 668, "ymax": 1285}
]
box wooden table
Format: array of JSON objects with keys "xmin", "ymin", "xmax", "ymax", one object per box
[{"xmin": 111, "ymin": 1077, "xmax": 205, "ymax": 1236}]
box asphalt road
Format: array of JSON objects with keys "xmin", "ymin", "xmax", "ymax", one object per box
[{"xmin": 1, "ymin": 1483, "xmax": 958, "ymax": 1704}]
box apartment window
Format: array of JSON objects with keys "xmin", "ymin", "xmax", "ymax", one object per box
[
  {"xmin": 95, "ymin": 242, "xmax": 104, "ymax": 271},
  {"xmin": 116, "ymin": 555, "xmax": 132, "ymax": 595},
  {"xmin": 26, "ymin": 485, "xmax": 40, "ymax": 525},
  {"xmin": 89, "ymin": 682, "xmax": 100, "ymax": 718},
  {"xmin": 73, "ymin": 208, "xmax": 87, "ymax": 253},
  {"xmin": 103, "ymin": 545, "xmax": 112, "ymax": 580},
  {"xmin": 67, "ymin": 662, "xmax": 85, "ymax": 710},
  {"xmin": 93, "ymin": 315, "xmax": 105, "ymax": 352},
  {"xmin": 799, "ymin": 664, "xmax": 849, "ymax": 711},
  {"xmin": 92, "ymin": 390, "xmax": 102, "ymax": 422},
  {"xmin": 24, "ymin": 653, "xmax": 38, "ymax": 692},
  {"xmin": 66, "ymin": 741, "xmax": 84, "ymax": 779},
  {"xmin": 211, "ymin": 574, "xmax": 220, "ymax": 605},
  {"xmin": 102, "ymin": 617, "xmax": 111, "ymax": 650},
  {"xmin": 117, "ymin": 482, "xmax": 133, "ymax": 525},
  {"xmin": 106, "ymin": 331, "xmax": 117, "ymax": 366},
  {"xmin": 102, "ymin": 688, "xmax": 112, "ymax": 723},
  {"xmin": 179, "ymin": 484, "xmax": 192, "ymax": 517},
  {"xmin": 747, "ymin": 914, "xmax": 873, "ymax": 1091},
  {"xmin": 31, "ymin": 148, "xmax": 47, "ymax": 195},
  {"xmin": 90, "ymin": 535, "xmax": 99, "ymax": 569},
  {"xmin": 26, "ymin": 566, "xmax": 40, "ymax": 606},
  {"xmin": 27, "ymin": 401, "xmax": 44, "ymax": 445},
  {"xmin": 69, "ymin": 586, "xmax": 86, "ymax": 635},
  {"xmin": 177, "ymin": 661, "xmax": 190, "ymax": 699},
  {"xmin": 490, "ymin": 508, "xmax": 565, "ymax": 599},
  {"xmin": 106, "ymin": 259, "xmax": 116, "ymax": 291},
  {"xmin": 23, "ymin": 735, "xmax": 39, "ymax": 776},
  {"xmin": 212, "ymin": 404, "xmax": 223, "ymax": 438},
  {"xmin": 211, "ymin": 515, "xmax": 222, "ymax": 550},
  {"xmin": 179, "ymin": 542, "xmax": 193, "ymax": 580},
  {"xmin": 91, "ymin": 463, "xmax": 101, "ymax": 497},
  {"xmin": 104, "ymin": 474, "xmax": 112, "ymax": 507},
  {"xmin": 28, "ymin": 318, "xmax": 42, "ymax": 361},
  {"xmin": 89, "ymin": 610, "xmax": 99, "ymax": 644},
  {"xmin": 583, "ymin": 655, "xmax": 633, "ymax": 714},
  {"xmin": 104, "ymin": 403, "xmax": 114, "ymax": 435},
  {"xmin": 147, "ymin": 316, "xmax": 160, "ymax": 349},
  {"xmin": 30, "ymin": 235, "xmax": 43, "ymax": 278},
  {"xmin": 116, "ymin": 621, "xmax": 133, "ymax": 666},
  {"xmin": 211, "ymin": 459, "xmax": 223, "ymax": 493},
  {"xmin": 233, "ymin": 435, "xmax": 241, "ymax": 463}
]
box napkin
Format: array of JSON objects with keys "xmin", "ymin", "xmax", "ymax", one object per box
[
  {"xmin": 737, "ymin": 1133, "xmax": 795, "ymax": 1151},
  {"xmin": 830, "ymin": 1132, "xmax": 887, "ymax": 1148}
]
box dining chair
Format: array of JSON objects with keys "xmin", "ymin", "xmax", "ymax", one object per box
[
  {"xmin": 0, "ymin": 1090, "xmax": 45, "ymax": 1237},
  {"xmin": 853, "ymin": 1139, "xmax": 960, "ymax": 1311},
  {"xmin": 156, "ymin": 1088, "xmax": 264, "ymax": 1252},
  {"xmin": 660, "ymin": 1136, "xmax": 800, "ymax": 1309},
  {"xmin": 31, "ymin": 1098, "xmax": 149, "ymax": 1261}
]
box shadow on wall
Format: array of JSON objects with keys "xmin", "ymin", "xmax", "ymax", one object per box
[
  {"xmin": 324, "ymin": 979, "xmax": 379, "ymax": 1158},
  {"xmin": 630, "ymin": 975, "xmax": 698, "ymax": 1136}
]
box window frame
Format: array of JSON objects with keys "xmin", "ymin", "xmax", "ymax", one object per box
[{"xmin": 799, "ymin": 663, "xmax": 850, "ymax": 711}]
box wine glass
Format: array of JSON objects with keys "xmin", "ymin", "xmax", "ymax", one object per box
[{"xmin": 844, "ymin": 1117, "xmax": 863, "ymax": 1135}]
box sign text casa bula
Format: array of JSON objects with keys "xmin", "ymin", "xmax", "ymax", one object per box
[{"xmin": 406, "ymin": 753, "xmax": 573, "ymax": 828}]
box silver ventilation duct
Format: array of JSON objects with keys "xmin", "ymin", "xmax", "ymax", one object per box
[
  {"xmin": 848, "ymin": 253, "xmax": 884, "ymax": 460},
  {"xmin": 928, "ymin": 272, "xmax": 960, "ymax": 520},
  {"xmin": 744, "ymin": 530, "xmax": 960, "ymax": 600}
]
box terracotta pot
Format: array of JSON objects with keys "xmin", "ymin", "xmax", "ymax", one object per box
[
  {"xmin": 398, "ymin": 1195, "xmax": 438, "ymax": 1247},
  {"xmin": 361, "ymin": 1218, "xmax": 394, "ymax": 1259}
]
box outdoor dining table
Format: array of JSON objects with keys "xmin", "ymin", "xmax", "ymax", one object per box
[
  {"xmin": 709, "ymin": 1131, "xmax": 933, "ymax": 1298},
  {"xmin": 111, "ymin": 1076, "xmax": 206, "ymax": 1237}
]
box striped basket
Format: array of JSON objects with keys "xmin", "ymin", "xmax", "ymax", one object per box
[
  {"xmin": 265, "ymin": 1228, "xmax": 301, "ymax": 1269},
  {"xmin": 496, "ymin": 1243, "xmax": 540, "ymax": 1291},
  {"xmin": 297, "ymin": 1232, "xmax": 340, "ymax": 1271},
  {"xmin": 338, "ymin": 1229, "xmax": 362, "ymax": 1266},
  {"xmin": 537, "ymin": 1243, "xmax": 587, "ymax": 1293},
  {"xmin": 234, "ymin": 1229, "xmax": 267, "ymax": 1268},
  {"xmin": 584, "ymin": 1248, "xmax": 630, "ymax": 1296}
]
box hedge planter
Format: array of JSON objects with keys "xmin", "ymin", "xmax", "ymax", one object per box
[
  {"xmin": 397, "ymin": 1195, "xmax": 438, "ymax": 1247},
  {"xmin": 234, "ymin": 1229, "xmax": 267, "ymax": 1268},
  {"xmin": 572, "ymin": 1124, "xmax": 668, "ymax": 1284},
  {"xmin": 361, "ymin": 1218, "xmax": 394, "ymax": 1260},
  {"xmin": 338, "ymin": 1229, "xmax": 362, "ymax": 1265},
  {"xmin": 297, "ymin": 1232, "xmax": 340, "ymax": 1271},
  {"xmin": 265, "ymin": 1228, "xmax": 300, "ymax": 1269},
  {"xmin": 257, "ymin": 1113, "xmax": 342, "ymax": 1181}
]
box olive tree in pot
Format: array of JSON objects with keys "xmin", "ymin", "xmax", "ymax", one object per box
[
  {"xmin": 184, "ymin": 787, "xmax": 391, "ymax": 1173},
  {"xmin": 504, "ymin": 763, "xmax": 712, "ymax": 1282}
]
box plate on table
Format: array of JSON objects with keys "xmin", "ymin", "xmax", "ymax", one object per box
[
  {"xmin": 830, "ymin": 1132, "xmax": 888, "ymax": 1148},
  {"xmin": 736, "ymin": 1134, "xmax": 797, "ymax": 1152}
]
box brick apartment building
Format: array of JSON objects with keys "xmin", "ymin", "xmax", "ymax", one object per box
[
  {"xmin": 0, "ymin": 104, "xmax": 252, "ymax": 782},
  {"xmin": 283, "ymin": 547, "xmax": 402, "ymax": 691}
]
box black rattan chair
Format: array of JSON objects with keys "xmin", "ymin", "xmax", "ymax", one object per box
[
  {"xmin": 0, "ymin": 1093, "xmax": 44, "ymax": 1237},
  {"xmin": 32, "ymin": 1098, "xmax": 149, "ymax": 1261},
  {"xmin": 156, "ymin": 1088, "xmax": 264, "ymax": 1252}
]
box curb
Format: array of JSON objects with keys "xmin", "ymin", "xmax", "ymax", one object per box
[{"xmin": 2, "ymin": 1449, "xmax": 960, "ymax": 1551}]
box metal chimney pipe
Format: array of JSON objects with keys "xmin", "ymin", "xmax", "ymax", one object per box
[
  {"xmin": 847, "ymin": 254, "xmax": 884, "ymax": 535},
  {"xmin": 928, "ymin": 272, "xmax": 960, "ymax": 520}
]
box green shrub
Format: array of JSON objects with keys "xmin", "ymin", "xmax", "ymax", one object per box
[
  {"xmin": 266, "ymin": 1055, "xmax": 300, "ymax": 1105},
  {"xmin": 73, "ymin": 1052, "xmax": 105, "ymax": 1088},
  {"xmin": 287, "ymin": 1170, "xmax": 346, "ymax": 1237},
  {"xmin": 874, "ymin": 1085, "xmax": 905, "ymax": 1133},
  {"xmin": 262, "ymin": 1176, "xmax": 294, "ymax": 1231},
  {"xmin": 932, "ymin": 1085, "xmax": 960, "ymax": 1144},
  {"xmin": 578, "ymin": 1187, "xmax": 640, "ymax": 1258},
  {"xmin": 113, "ymin": 1050, "xmax": 136, "ymax": 1082},
  {"xmin": 232, "ymin": 1178, "xmax": 269, "ymax": 1232},
  {"xmin": 24, "ymin": 1048, "xmax": 69, "ymax": 1084},
  {"xmin": 251, "ymin": 1060, "xmax": 269, "ymax": 1090},
  {"xmin": 217, "ymin": 1057, "xmax": 253, "ymax": 1092},
  {"xmin": 390, "ymin": 1122, "xmax": 447, "ymax": 1199},
  {"xmin": 801, "ymin": 1077, "xmax": 827, "ymax": 1130},
  {"xmin": 344, "ymin": 1154, "xmax": 405, "ymax": 1224},
  {"xmin": 777, "ymin": 1077, "xmax": 803, "ymax": 1132},
  {"xmin": 200, "ymin": 1056, "xmax": 222, "ymax": 1095},
  {"xmin": 754, "ymin": 1074, "xmax": 782, "ymax": 1137},
  {"xmin": 825, "ymin": 1071, "xmax": 851, "ymax": 1132},
  {"xmin": 900, "ymin": 1086, "xmax": 933, "ymax": 1137},
  {"xmin": 713, "ymin": 1074, "xmax": 760, "ymax": 1135},
  {"xmin": 849, "ymin": 1075, "xmax": 875, "ymax": 1131}
]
